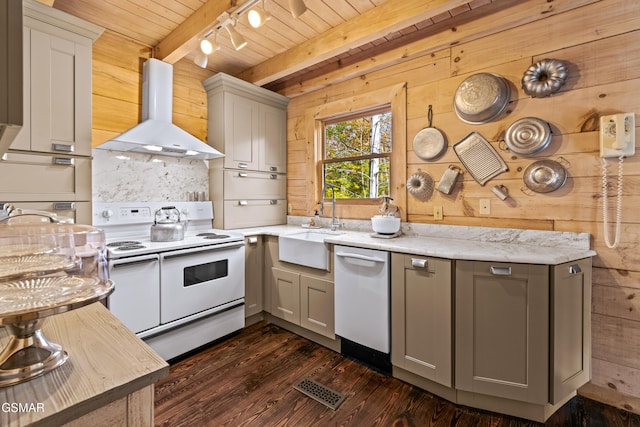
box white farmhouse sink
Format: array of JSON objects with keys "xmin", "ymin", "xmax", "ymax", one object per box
[{"xmin": 278, "ymin": 230, "xmax": 341, "ymax": 270}]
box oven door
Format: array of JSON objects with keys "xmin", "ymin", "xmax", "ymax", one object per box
[
  {"xmin": 108, "ymin": 254, "xmax": 160, "ymax": 334},
  {"xmin": 159, "ymin": 242, "xmax": 245, "ymax": 324}
]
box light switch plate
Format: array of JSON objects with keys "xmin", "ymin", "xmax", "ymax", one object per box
[
  {"xmin": 480, "ymin": 199, "xmax": 490, "ymax": 214},
  {"xmin": 434, "ymin": 205, "xmax": 443, "ymax": 221}
]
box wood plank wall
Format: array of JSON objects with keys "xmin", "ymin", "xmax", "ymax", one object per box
[
  {"xmin": 89, "ymin": 0, "xmax": 640, "ymax": 414},
  {"xmin": 285, "ymin": 0, "xmax": 640, "ymax": 414}
]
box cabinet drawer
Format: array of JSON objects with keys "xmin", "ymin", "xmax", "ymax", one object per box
[
  {"xmin": 2, "ymin": 201, "xmax": 90, "ymax": 225},
  {"xmin": 0, "ymin": 152, "xmax": 90, "ymax": 201},
  {"xmin": 223, "ymin": 199, "xmax": 286, "ymax": 228},
  {"xmin": 224, "ymin": 170, "xmax": 285, "ymax": 199}
]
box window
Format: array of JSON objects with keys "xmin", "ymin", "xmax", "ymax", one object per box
[{"xmin": 322, "ymin": 108, "xmax": 392, "ymax": 199}]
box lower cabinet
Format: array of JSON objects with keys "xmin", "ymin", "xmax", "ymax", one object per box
[
  {"xmin": 271, "ymin": 267, "xmax": 335, "ymax": 339},
  {"xmin": 455, "ymin": 261, "xmax": 550, "ymax": 404},
  {"xmin": 244, "ymin": 236, "xmax": 264, "ymax": 318},
  {"xmin": 391, "ymin": 253, "xmax": 453, "ymax": 387}
]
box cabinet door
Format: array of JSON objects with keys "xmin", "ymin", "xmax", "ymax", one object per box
[
  {"xmin": 550, "ymin": 258, "xmax": 592, "ymax": 404},
  {"xmin": 245, "ymin": 236, "xmax": 264, "ymax": 318},
  {"xmin": 300, "ymin": 275, "xmax": 334, "ymax": 339},
  {"xmin": 15, "ymin": 25, "xmax": 92, "ymax": 156},
  {"xmin": 271, "ymin": 267, "xmax": 300, "ymax": 324},
  {"xmin": 391, "ymin": 254, "xmax": 452, "ymax": 387},
  {"xmin": 223, "ymin": 93, "xmax": 259, "ymax": 170},
  {"xmin": 456, "ymin": 261, "xmax": 549, "ymax": 404},
  {"xmin": 259, "ymin": 104, "xmax": 286, "ymax": 173}
]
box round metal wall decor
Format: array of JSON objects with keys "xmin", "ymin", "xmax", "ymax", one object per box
[
  {"xmin": 521, "ymin": 59, "xmax": 568, "ymax": 98},
  {"xmin": 522, "ymin": 159, "xmax": 567, "ymax": 193},
  {"xmin": 407, "ymin": 170, "xmax": 434, "ymax": 200},
  {"xmin": 453, "ymin": 73, "xmax": 511, "ymax": 124},
  {"xmin": 504, "ymin": 117, "xmax": 552, "ymax": 155}
]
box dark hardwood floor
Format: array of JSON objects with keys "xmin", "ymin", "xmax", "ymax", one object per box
[{"xmin": 154, "ymin": 321, "xmax": 640, "ymax": 427}]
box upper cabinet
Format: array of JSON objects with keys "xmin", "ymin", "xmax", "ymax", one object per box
[
  {"xmin": 203, "ymin": 72, "xmax": 290, "ymax": 173},
  {"xmin": 10, "ymin": 0, "xmax": 102, "ymax": 157}
]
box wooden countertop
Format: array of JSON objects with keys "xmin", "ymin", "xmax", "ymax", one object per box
[{"xmin": 0, "ymin": 303, "xmax": 169, "ymax": 426}]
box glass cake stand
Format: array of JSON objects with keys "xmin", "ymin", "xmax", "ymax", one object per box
[{"xmin": 0, "ymin": 275, "xmax": 114, "ymax": 386}]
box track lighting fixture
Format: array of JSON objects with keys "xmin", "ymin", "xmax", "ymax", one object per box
[
  {"xmin": 288, "ymin": 0, "xmax": 307, "ymax": 19},
  {"xmin": 192, "ymin": 0, "xmax": 308, "ymax": 61},
  {"xmin": 248, "ymin": 0, "xmax": 270, "ymax": 28},
  {"xmin": 226, "ymin": 21, "xmax": 247, "ymax": 51}
]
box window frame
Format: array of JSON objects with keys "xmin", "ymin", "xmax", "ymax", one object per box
[
  {"xmin": 321, "ymin": 107, "xmax": 393, "ymax": 200},
  {"xmin": 305, "ymin": 83, "xmax": 407, "ymax": 221}
]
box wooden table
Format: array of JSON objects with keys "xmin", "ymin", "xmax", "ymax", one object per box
[{"xmin": 0, "ymin": 303, "xmax": 169, "ymax": 426}]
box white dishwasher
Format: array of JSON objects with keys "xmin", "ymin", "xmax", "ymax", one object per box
[{"xmin": 334, "ymin": 245, "xmax": 391, "ymax": 373}]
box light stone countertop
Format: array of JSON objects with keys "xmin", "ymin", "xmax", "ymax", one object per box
[{"xmin": 237, "ymin": 218, "xmax": 596, "ymax": 265}]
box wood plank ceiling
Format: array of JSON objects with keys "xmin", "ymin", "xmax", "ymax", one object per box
[{"xmin": 50, "ymin": 0, "xmax": 496, "ymax": 93}]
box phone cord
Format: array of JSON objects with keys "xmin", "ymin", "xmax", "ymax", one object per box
[{"xmin": 601, "ymin": 156, "xmax": 624, "ymax": 249}]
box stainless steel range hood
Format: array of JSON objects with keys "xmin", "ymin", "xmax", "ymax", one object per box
[{"xmin": 96, "ymin": 58, "xmax": 223, "ymax": 160}]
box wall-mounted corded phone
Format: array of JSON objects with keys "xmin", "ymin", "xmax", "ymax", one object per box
[{"xmin": 600, "ymin": 113, "xmax": 635, "ymax": 249}]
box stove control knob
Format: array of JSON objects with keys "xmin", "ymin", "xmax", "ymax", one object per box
[{"xmin": 102, "ymin": 209, "xmax": 114, "ymax": 219}]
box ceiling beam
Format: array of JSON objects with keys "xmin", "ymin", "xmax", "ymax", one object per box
[
  {"xmin": 154, "ymin": 0, "xmax": 238, "ymax": 64},
  {"xmin": 236, "ymin": 0, "xmax": 469, "ymax": 86}
]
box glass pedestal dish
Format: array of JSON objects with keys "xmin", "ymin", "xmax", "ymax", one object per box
[{"xmin": 0, "ymin": 215, "xmax": 111, "ymax": 386}]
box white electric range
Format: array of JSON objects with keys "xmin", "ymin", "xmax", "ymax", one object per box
[{"xmin": 93, "ymin": 201, "xmax": 245, "ymax": 361}]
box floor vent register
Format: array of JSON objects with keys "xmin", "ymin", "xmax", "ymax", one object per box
[{"xmin": 293, "ymin": 377, "xmax": 346, "ymax": 410}]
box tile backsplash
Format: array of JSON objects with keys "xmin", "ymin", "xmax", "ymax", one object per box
[{"xmin": 92, "ymin": 149, "xmax": 209, "ymax": 202}]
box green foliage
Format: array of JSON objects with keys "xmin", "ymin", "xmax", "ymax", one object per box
[{"xmin": 323, "ymin": 111, "xmax": 392, "ymax": 199}]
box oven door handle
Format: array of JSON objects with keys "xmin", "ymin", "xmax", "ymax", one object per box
[
  {"xmin": 112, "ymin": 255, "xmax": 159, "ymax": 268},
  {"xmin": 161, "ymin": 242, "xmax": 245, "ymax": 260}
]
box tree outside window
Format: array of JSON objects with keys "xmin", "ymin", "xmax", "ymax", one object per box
[{"xmin": 322, "ymin": 108, "xmax": 392, "ymax": 199}]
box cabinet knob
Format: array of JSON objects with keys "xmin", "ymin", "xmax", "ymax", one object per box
[
  {"xmin": 269, "ymin": 200, "xmax": 278, "ymax": 205},
  {"xmin": 490, "ymin": 266, "xmax": 512, "ymax": 276},
  {"xmin": 238, "ymin": 172, "xmax": 248, "ymax": 177},
  {"xmin": 411, "ymin": 258, "xmax": 428, "ymax": 268},
  {"xmin": 238, "ymin": 200, "xmax": 248, "ymax": 206},
  {"xmin": 238, "ymin": 163, "xmax": 248, "ymax": 169},
  {"xmin": 270, "ymin": 166, "xmax": 278, "ymax": 171},
  {"xmin": 569, "ymin": 264, "xmax": 582, "ymax": 274}
]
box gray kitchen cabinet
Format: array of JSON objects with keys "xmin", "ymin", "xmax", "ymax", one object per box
[
  {"xmin": 550, "ymin": 257, "xmax": 592, "ymax": 404},
  {"xmin": 391, "ymin": 253, "xmax": 452, "ymax": 387},
  {"xmin": 0, "ymin": 0, "xmax": 101, "ymax": 225},
  {"xmin": 204, "ymin": 72, "xmax": 289, "ymax": 229},
  {"xmin": 300, "ymin": 274, "xmax": 334, "ymax": 338},
  {"xmin": 455, "ymin": 261, "xmax": 550, "ymax": 404},
  {"xmin": 11, "ymin": 1, "xmax": 101, "ymax": 156},
  {"xmin": 244, "ymin": 236, "xmax": 264, "ymax": 318},
  {"xmin": 265, "ymin": 236, "xmax": 335, "ymax": 339}
]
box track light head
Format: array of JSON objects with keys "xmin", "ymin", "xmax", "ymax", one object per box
[
  {"xmin": 225, "ymin": 23, "xmax": 247, "ymax": 51},
  {"xmin": 200, "ymin": 39, "xmax": 214, "ymax": 55},
  {"xmin": 288, "ymin": 0, "xmax": 307, "ymax": 19},
  {"xmin": 194, "ymin": 52, "xmax": 208, "ymax": 68},
  {"xmin": 248, "ymin": 6, "xmax": 270, "ymax": 28}
]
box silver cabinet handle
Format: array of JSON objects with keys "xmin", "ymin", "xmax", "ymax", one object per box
[
  {"xmin": 569, "ymin": 264, "xmax": 582, "ymax": 274},
  {"xmin": 53, "ymin": 202, "xmax": 75, "ymax": 211},
  {"xmin": 490, "ymin": 266, "xmax": 512, "ymax": 276},
  {"xmin": 411, "ymin": 258, "xmax": 428, "ymax": 268},
  {"xmin": 238, "ymin": 172, "xmax": 248, "ymax": 177},
  {"xmin": 270, "ymin": 174, "xmax": 278, "ymax": 179},
  {"xmin": 270, "ymin": 200, "xmax": 278, "ymax": 205},
  {"xmin": 53, "ymin": 157, "xmax": 74, "ymax": 165},
  {"xmin": 238, "ymin": 200, "xmax": 248, "ymax": 206},
  {"xmin": 52, "ymin": 143, "xmax": 73, "ymax": 152},
  {"xmin": 336, "ymin": 252, "xmax": 386, "ymax": 263},
  {"xmin": 270, "ymin": 166, "xmax": 278, "ymax": 171},
  {"xmin": 247, "ymin": 236, "xmax": 258, "ymax": 244},
  {"xmin": 238, "ymin": 163, "xmax": 248, "ymax": 168}
]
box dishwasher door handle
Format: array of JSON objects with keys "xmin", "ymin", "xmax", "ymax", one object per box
[{"xmin": 336, "ymin": 252, "xmax": 386, "ymax": 263}]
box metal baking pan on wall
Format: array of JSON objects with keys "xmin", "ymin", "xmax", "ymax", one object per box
[{"xmin": 453, "ymin": 132, "xmax": 508, "ymax": 186}]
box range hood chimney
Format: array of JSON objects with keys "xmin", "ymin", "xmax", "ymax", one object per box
[{"xmin": 96, "ymin": 58, "xmax": 223, "ymax": 160}]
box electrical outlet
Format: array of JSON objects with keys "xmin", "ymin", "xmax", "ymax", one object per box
[
  {"xmin": 480, "ymin": 199, "xmax": 490, "ymax": 215},
  {"xmin": 434, "ymin": 205, "xmax": 443, "ymax": 221}
]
